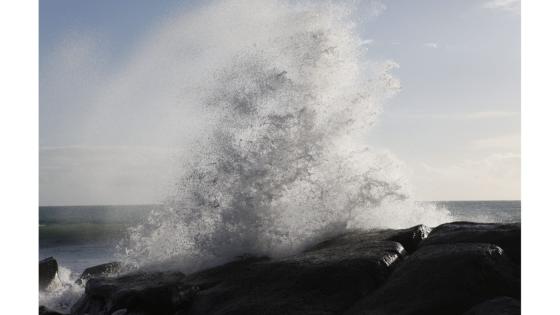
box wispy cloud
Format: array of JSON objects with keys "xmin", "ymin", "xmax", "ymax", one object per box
[
  {"xmin": 412, "ymin": 153, "xmax": 520, "ymax": 200},
  {"xmin": 399, "ymin": 110, "xmax": 519, "ymax": 120},
  {"xmin": 463, "ymin": 111, "xmax": 520, "ymax": 119},
  {"xmin": 424, "ymin": 42, "xmax": 439, "ymax": 49},
  {"xmin": 470, "ymin": 134, "xmax": 520, "ymax": 150},
  {"xmin": 483, "ymin": 0, "xmax": 520, "ymax": 14}
]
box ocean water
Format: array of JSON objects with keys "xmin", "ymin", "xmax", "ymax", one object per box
[
  {"xmin": 39, "ymin": 201, "xmax": 520, "ymax": 276},
  {"xmin": 435, "ymin": 200, "xmax": 521, "ymax": 223},
  {"xmin": 39, "ymin": 205, "xmax": 153, "ymax": 273}
]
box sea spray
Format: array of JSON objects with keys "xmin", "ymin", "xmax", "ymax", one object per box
[
  {"xmin": 39, "ymin": 266, "xmax": 84, "ymax": 312},
  {"xmin": 118, "ymin": 0, "xmax": 451, "ymax": 271}
]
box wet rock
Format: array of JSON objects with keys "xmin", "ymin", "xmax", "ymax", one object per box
[
  {"xmin": 71, "ymin": 232, "xmax": 405, "ymax": 315},
  {"xmin": 386, "ymin": 224, "xmax": 431, "ymax": 253},
  {"xmin": 307, "ymin": 224, "xmax": 430, "ymax": 254},
  {"xmin": 39, "ymin": 257, "xmax": 58, "ymax": 290},
  {"xmin": 421, "ymin": 221, "xmax": 521, "ymax": 264},
  {"xmin": 39, "ymin": 305, "xmax": 65, "ymax": 315},
  {"xmin": 71, "ymin": 271, "xmax": 198, "ymax": 315},
  {"xmin": 68, "ymin": 223, "xmax": 521, "ymax": 315},
  {"xmin": 184, "ymin": 235, "xmax": 405, "ymax": 314},
  {"xmin": 463, "ymin": 296, "xmax": 520, "ymax": 315},
  {"xmin": 76, "ymin": 261, "xmax": 122, "ymax": 285},
  {"xmin": 346, "ymin": 243, "xmax": 520, "ymax": 315}
]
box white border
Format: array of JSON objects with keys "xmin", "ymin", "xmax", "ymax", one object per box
[
  {"xmin": 0, "ymin": 0, "xmax": 558, "ymax": 313},
  {"xmin": 522, "ymin": 0, "xmax": 560, "ymax": 313},
  {"xmin": 0, "ymin": 0, "xmax": 38, "ymax": 313}
]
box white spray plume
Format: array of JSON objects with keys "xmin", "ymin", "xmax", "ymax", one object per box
[{"xmin": 112, "ymin": 0, "xmax": 451, "ymax": 271}]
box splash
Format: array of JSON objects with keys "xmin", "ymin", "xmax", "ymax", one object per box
[
  {"xmin": 39, "ymin": 266, "xmax": 84, "ymax": 313},
  {"xmin": 119, "ymin": 0, "xmax": 451, "ymax": 270}
]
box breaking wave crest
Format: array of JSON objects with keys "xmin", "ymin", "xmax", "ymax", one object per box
[{"xmin": 118, "ymin": 0, "xmax": 451, "ymax": 271}]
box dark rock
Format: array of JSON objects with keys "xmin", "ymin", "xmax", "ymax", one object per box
[
  {"xmin": 463, "ymin": 296, "xmax": 521, "ymax": 315},
  {"xmin": 184, "ymin": 234, "xmax": 405, "ymax": 314},
  {"xmin": 71, "ymin": 271, "xmax": 198, "ymax": 315},
  {"xmin": 39, "ymin": 257, "xmax": 58, "ymax": 290},
  {"xmin": 307, "ymin": 224, "xmax": 430, "ymax": 254},
  {"xmin": 68, "ymin": 223, "xmax": 521, "ymax": 315},
  {"xmin": 39, "ymin": 305, "xmax": 65, "ymax": 315},
  {"xmin": 386, "ymin": 224, "xmax": 431, "ymax": 253},
  {"xmin": 71, "ymin": 232, "xmax": 405, "ymax": 315},
  {"xmin": 421, "ymin": 222, "xmax": 521, "ymax": 264},
  {"xmin": 346, "ymin": 243, "xmax": 520, "ymax": 315},
  {"xmin": 76, "ymin": 261, "xmax": 122, "ymax": 285}
]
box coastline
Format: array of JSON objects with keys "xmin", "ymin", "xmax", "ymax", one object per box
[{"xmin": 40, "ymin": 221, "xmax": 521, "ymax": 315}]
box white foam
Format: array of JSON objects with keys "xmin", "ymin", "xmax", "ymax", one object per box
[
  {"xmin": 39, "ymin": 266, "xmax": 84, "ymax": 313},
  {"xmin": 114, "ymin": 0, "xmax": 452, "ymax": 271}
]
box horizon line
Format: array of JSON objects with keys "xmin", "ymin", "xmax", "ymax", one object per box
[{"xmin": 38, "ymin": 199, "xmax": 522, "ymax": 208}]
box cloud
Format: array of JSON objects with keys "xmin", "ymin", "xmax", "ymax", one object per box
[
  {"xmin": 470, "ymin": 134, "xmax": 520, "ymax": 150},
  {"xmin": 463, "ymin": 111, "xmax": 520, "ymax": 119},
  {"xmin": 411, "ymin": 153, "xmax": 520, "ymax": 201},
  {"xmin": 40, "ymin": 146, "xmax": 182, "ymax": 205},
  {"xmin": 483, "ymin": 0, "xmax": 520, "ymax": 14},
  {"xmin": 424, "ymin": 42, "xmax": 439, "ymax": 49},
  {"xmin": 401, "ymin": 110, "xmax": 519, "ymax": 120}
]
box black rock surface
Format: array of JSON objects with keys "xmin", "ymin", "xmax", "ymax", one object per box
[
  {"xmin": 463, "ymin": 296, "xmax": 521, "ymax": 315},
  {"xmin": 39, "ymin": 305, "xmax": 66, "ymax": 315},
  {"xmin": 71, "ymin": 228, "xmax": 407, "ymax": 315},
  {"xmin": 76, "ymin": 261, "xmax": 122, "ymax": 285},
  {"xmin": 65, "ymin": 222, "xmax": 521, "ymax": 315},
  {"xmin": 385, "ymin": 224, "xmax": 431, "ymax": 253},
  {"xmin": 421, "ymin": 221, "xmax": 521, "ymax": 264},
  {"xmin": 39, "ymin": 256, "xmax": 58, "ymax": 291},
  {"xmin": 346, "ymin": 243, "xmax": 520, "ymax": 315},
  {"xmin": 71, "ymin": 271, "xmax": 197, "ymax": 315},
  {"xmin": 184, "ymin": 238, "xmax": 404, "ymax": 314}
]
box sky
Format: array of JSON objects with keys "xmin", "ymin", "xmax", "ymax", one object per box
[{"xmin": 39, "ymin": 0, "xmax": 520, "ymax": 205}]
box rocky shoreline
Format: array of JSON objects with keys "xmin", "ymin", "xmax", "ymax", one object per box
[{"xmin": 40, "ymin": 221, "xmax": 521, "ymax": 315}]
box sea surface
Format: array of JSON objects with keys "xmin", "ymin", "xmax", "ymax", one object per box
[
  {"xmin": 39, "ymin": 201, "xmax": 520, "ymax": 275},
  {"xmin": 39, "ymin": 205, "xmax": 154, "ymax": 274}
]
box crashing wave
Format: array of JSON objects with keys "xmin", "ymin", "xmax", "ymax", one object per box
[{"xmin": 118, "ymin": 0, "xmax": 451, "ymax": 271}]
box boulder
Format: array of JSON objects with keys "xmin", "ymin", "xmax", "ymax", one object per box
[
  {"xmin": 71, "ymin": 231, "xmax": 406, "ymax": 315},
  {"xmin": 70, "ymin": 271, "xmax": 198, "ymax": 315},
  {"xmin": 463, "ymin": 296, "xmax": 520, "ymax": 315},
  {"xmin": 76, "ymin": 261, "xmax": 122, "ymax": 285},
  {"xmin": 39, "ymin": 257, "xmax": 58, "ymax": 290},
  {"xmin": 421, "ymin": 222, "xmax": 521, "ymax": 264},
  {"xmin": 307, "ymin": 224, "xmax": 430, "ymax": 254},
  {"xmin": 184, "ymin": 238, "xmax": 405, "ymax": 315},
  {"xmin": 68, "ymin": 223, "xmax": 521, "ymax": 315},
  {"xmin": 386, "ymin": 224, "xmax": 431, "ymax": 253},
  {"xmin": 346, "ymin": 243, "xmax": 520, "ymax": 315}
]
